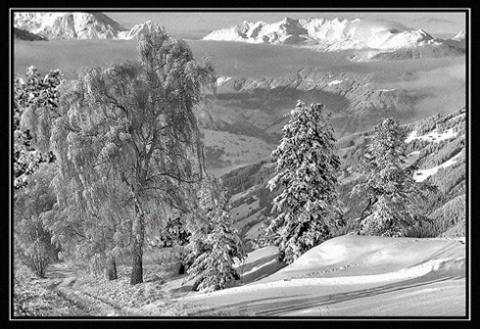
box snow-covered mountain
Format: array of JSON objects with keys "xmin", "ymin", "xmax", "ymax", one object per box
[
  {"xmin": 203, "ymin": 17, "xmax": 443, "ymax": 51},
  {"xmin": 452, "ymin": 30, "xmax": 465, "ymax": 41},
  {"xmin": 442, "ymin": 30, "xmax": 466, "ymax": 50},
  {"xmin": 13, "ymin": 12, "xmax": 164, "ymax": 41},
  {"xmin": 117, "ymin": 20, "xmax": 159, "ymax": 40},
  {"xmin": 14, "ymin": 12, "xmax": 127, "ymax": 40},
  {"xmin": 13, "ymin": 27, "xmax": 47, "ymax": 41}
]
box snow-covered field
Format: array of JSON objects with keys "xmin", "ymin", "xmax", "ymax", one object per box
[
  {"xmin": 14, "ymin": 235, "xmax": 466, "ymax": 317},
  {"xmin": 170, "ymin": 235, "xmax": 465, "ymax": 316}
]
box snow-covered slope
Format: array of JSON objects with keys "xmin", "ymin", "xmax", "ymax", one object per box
[
  {"xmin": 203, "ymin": 17, "xmax": 442, "ymax": 51},
  {"xmin": 14, "ymin": 12, "xmax": 127, "ymax": 40},
  {"xmin": 169, "ymin": 235, "xmax": 465, "ymax": 316}
]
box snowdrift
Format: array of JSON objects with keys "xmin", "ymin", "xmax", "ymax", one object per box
[{"xmin": 178, "ymin": 235, "xmax": 466, "ymax": 316}]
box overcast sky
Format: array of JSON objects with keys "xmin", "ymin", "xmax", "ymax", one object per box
[{"xmin": 105, "ymin": 11, "xmax": 466, "ymax": 38}]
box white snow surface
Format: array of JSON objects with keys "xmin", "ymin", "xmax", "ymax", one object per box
[
  {"xmin": 328, "ymin": 80, "xmax": 343, "ymax": 86},
  {"xmin": 413, "ymin": 151, "xmax": 463, "ymax": 182},
  {"xmin": 14, "ymin": 12, "xmax": 127, "ymax": 40},
  {"xmin": 203, "ymin": 17, "xmax": 442, "ymax": 51},
  {"xmin": 216, "ymin": 76, "xmax": 232, "ymax": 86},
  {"xmin": 14, "ymin": 13, "xmax": 163, "ymax": 40},
  {"xmin": 117, "ymin": 20, "xmax": 158, "ymax": 40},
  {"xmin": 176, "ymin": 235, "xmax": 465, "ymax": 316},
  {"xmin": 405, "ymin": 128, "xmax": 458, "ymax": 144}
]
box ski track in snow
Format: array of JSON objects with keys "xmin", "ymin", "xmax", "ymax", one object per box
[{"xmin": 182, "ymin": 238, "xmax": 464, "ymax": 301}]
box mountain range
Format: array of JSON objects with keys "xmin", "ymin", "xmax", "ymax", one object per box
[
  {"xmin": 13, "ymin": 12, "xmax": 157, "ymax": 40},
  {"xmin": 14, "ymin": 12, "xmax": 464, "ymax": 62},
  {"xmin": 14, "ymin": 13, "xmax": 465, "ymax": 52},
  {"xmin": 202, "ymin": 17, "xmax": 458, "ymax": 52}
]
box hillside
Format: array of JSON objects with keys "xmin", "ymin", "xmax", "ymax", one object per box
[
  {"xmin": 222, "ymin": 107, "xmax": 466, "ymax": 245},
  {"xmin": 14, "ymin": 36, "xmax": 465, "ymax": 173},
  {"xmin": 15, "ymin": 234, "xmax": 465, "ymax": 316},
  {"xmin": 152, "ymin": 235, "xmax": 465, "ymax": 316}
]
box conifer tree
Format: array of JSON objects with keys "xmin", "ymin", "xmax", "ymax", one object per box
[
  {"xmin": 351, "ymin": 118, "xmax": 434, "ymax": 236},
  {"xmin": 267, "ymin": 101, "xmax": 344, "ymax": 265},
  {"xmin": 184, "ymin": 176, "xmax": 244, "ymax": 291}
]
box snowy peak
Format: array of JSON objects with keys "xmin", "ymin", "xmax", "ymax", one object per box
[
  {"xmin": 442, "ymin": 30, "xmax": 466, "ymax": 50},
  {"xmin": 14, "ymin": 12, "xmax": 127, "ymax": 40},
  {"xmin": 452, "ymin": 30, "xmax": 465, "ymax": 41},
  {"xmin": 13, "ymin": 13, "xmax": 164, "ymax": 41},
  {"xmin": 203, "ymin": 17, "xmax": 441, "ymax": 51},
  {"xmin": 117, "ymin": 20, "xmax": 160, "ymax": 40}
]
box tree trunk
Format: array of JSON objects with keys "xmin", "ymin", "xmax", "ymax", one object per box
[
  {"xmin": 178, "ymin": 262, "xmax": 185, "ymax": 275},
  {"xmin": 191, "ymin": 280, "xmax": 199, "ymax": 291},
  {"xmin": 130, "ymin": 240, "xmax": 143, "ymax": 285},
  {"xmin": 130, "ymin": 195, "xmax": 145, "ymax": 285},
  {"xmin": 105, "ymin": 255, "xmax": 117, "ymax": 280}
]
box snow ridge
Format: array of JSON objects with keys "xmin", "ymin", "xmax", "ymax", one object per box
[
  {"xmin": 203, "ymin": 17, "xmax": 442, "ymax": 51},
  {"xmin": 451, "ymin": 30, "xmax": 465, "ymax": 41},
  {"xmin": 14, "ymin": 12, "xmax": 127, "ymax": 40},
  {"xmin": 117, "ymin": 20, "xmax": 160, "ymax": 40},
  {"xmin": 13, "ymin": 12, "xmax": 163, "ymax": 40}
]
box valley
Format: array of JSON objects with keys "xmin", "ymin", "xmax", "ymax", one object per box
[{"xmin": 14, "ymin": 38, "xmax": 465, "ymax": 175}]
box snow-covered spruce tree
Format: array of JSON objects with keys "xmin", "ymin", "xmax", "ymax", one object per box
[
  {"xmin": 267, "ymin": 101, "xmax": 344, "ymax": 265},
  {"xmin": 184, "ymin": 176, "xmax": 244, "ymax": 292},
  {"xmin": 51, "ymin": 25, "xmax": 215, "ymax": 285},
  {"xmin": 351, "ymin": 118, "xmax": 435, "ymax": 237}
]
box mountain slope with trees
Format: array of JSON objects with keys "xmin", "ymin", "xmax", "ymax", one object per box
[{"xmin": 222, "ymin": 106, "xmax": 466, "ymax": 245}]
